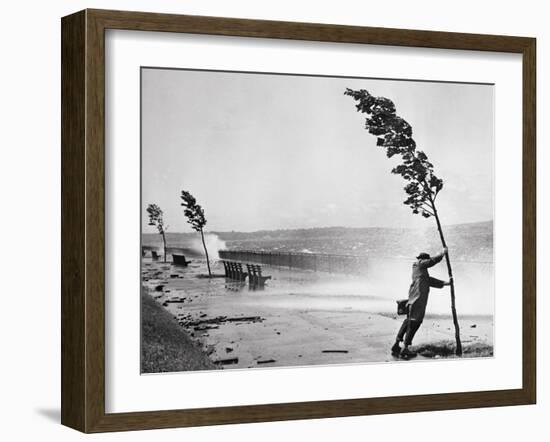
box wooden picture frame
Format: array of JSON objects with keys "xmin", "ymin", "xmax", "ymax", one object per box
[{"xmin": 61, "ymin": 9, "xmax": 536, "ymax": 433}]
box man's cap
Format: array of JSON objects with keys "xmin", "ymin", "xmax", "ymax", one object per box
[{"xmin": 416, "ymin": 252, "xmax": 431, "ymax": 260}]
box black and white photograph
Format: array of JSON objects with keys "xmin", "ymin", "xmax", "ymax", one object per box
[
  {"xmin": 2, "ymin": 0, "xmax": 544, "ymax": 439},
  {"xmin": 140, "ymin": 67, "xmax": 495, "ymax": 373}
]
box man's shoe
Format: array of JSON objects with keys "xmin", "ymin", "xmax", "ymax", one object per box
[
  {"xmin": 391, "ymin": 342, "xmax": 401, "ymax": 356},
  {"xmin": 400, "ymin": 348, "xmax": 417, "ymax": 360}
]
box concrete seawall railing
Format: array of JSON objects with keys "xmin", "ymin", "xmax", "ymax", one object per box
[
  {"xmin": 218, "ymin": 250, "xmax": 370, "ymax": 275},
  {"xmin": 218, "ymin": 249, "xmax": 493, "ymax": 277}
]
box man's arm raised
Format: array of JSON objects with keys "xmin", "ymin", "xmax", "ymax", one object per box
[{"xmin": 418, "ymin": 248, "xmax": 447, "ymax": 269}]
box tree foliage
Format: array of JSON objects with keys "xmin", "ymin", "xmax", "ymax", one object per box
[
  {"xmin": 180, "ymin": 190, "xmax": 211, "ymax": 277},
  {"xmin": 147, "ymin": 203, "xmax": 168, "ymax": 262},
  {"xmin": 146, "ymin": 203, "xmax": 166, "ymax": 234},
  {"xmin": 344, "ymin": 87, "xmax": 463, "ymax": 356},
  {"xmin": 344, "ymin": 88, "xmax": 443, "ymax": 218},
  {"xmin": 180, "ymin": 190, "xmax": 207, "ymax": 231}
]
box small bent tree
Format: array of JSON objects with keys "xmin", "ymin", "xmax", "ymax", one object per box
[
  {"xmin": 146, "ymin": 203, "xmax": 167, "ymax": 263},
  {"xmin": 180, "ymin": 190, "xmax": 212, "ymax": 278},
  {"xmin": 344, "ymin": 88, "xmax": 462, "ymax": 356}
]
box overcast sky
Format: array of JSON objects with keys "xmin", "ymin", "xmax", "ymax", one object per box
[{"xmin": 141, "ymin": 68, "xmax": 493, "ymax": 234}]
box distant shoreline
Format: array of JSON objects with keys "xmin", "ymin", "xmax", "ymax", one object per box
[
  {"xmin": 142, "ymin": 220, "xmax": 494, "ymax": 237},
  {"xmin": 142, "ymin": 220, "xmax": 494, "ymax": 263}
]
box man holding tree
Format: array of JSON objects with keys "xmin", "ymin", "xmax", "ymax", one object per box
[{"xmin": 392, "ymin": 247, "xmax": 452, "ymax": 359}]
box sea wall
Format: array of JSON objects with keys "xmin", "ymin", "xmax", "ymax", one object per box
[{"xmin": 219, "ymin": 249, "xmax": 370, "ymax": 275}]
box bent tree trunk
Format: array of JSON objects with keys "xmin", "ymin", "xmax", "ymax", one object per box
[
  {"xmin": 200, "ymin": 228, "xmax": 212, "ymax": 278},
  {"xmin": 161, "ymin": 231, "xmax": 167, "ymax": 263},
  {"xmin": 431, "ymin": 202, "xmax": 463, "ymax": 356}
]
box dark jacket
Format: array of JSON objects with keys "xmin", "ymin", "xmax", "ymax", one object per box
[{"xmin": 407, "ymin": 252, "xmax": 445, "ymax": 321}]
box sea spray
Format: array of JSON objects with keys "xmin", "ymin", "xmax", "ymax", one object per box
[{"xmin": 189, "ymin": 233, "xmax": 227, "ymax": 260}]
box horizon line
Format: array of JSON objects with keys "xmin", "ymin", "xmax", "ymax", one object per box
[{"xmin": 142, "ymin": 219, "xmax": 494, "ymax": 235}]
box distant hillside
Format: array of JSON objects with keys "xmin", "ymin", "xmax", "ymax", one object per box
[{"xmin": 143, "ymin": 221, "xmax": 493, "ymax": 262}]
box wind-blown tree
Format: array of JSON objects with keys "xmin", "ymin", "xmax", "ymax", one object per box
[
  {"xmin": 344, "ymin": 88, "xmax": 462, "ymax": 356},
  {"xmin": 146, "ymin": 203, "xmax": 168, "ymax": 263},
  {"xmin": 180, "ymin": 190, "xmax": 212, "ymax": 278}
]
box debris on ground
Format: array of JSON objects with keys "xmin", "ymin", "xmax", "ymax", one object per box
[
  {"xmin": 162, "ymin": 297, "xmax": 186, "ymax": 306},
  {"xmin": 179, "ymin": 316, "xmax": 264, "ymax": 328},
  {"xmin": 193, "ymin": 325, "xmax": 220, "ymax": 331},
  {"xmin": 214, "ymin": 357, "xmax": 239, "ymax": 365}
]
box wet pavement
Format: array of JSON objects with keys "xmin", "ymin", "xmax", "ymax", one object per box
[{"xmin": 142, "ymin": 258, "xmax": 493, "ymax": 371}]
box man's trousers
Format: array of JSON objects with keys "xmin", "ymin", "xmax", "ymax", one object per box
[{"xmin": 396, "ymin": 316, "xmax": 422, "ymax": 346}]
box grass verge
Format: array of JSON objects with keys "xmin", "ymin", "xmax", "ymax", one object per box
[
  {"xmin": 141, "ymin": 291, "xmax": 218, "ymax": 373},
  {"xmin": 413, "ymin": 340, "xmax": 494, "ymax": 358}
]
